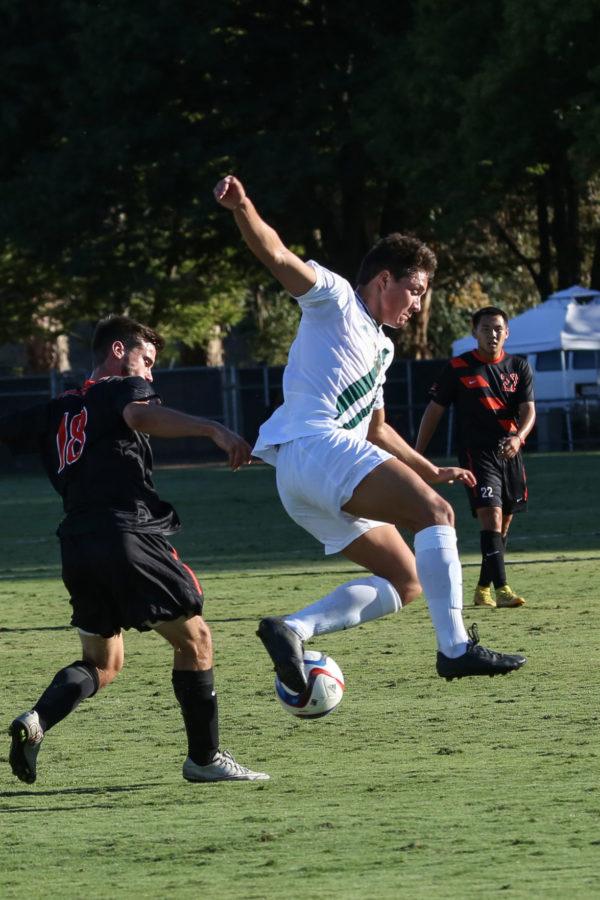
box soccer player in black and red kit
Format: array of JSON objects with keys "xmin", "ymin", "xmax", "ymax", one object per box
[
  {"xmin": 2, "ymin": 315, "xmax": 268, "ymax": 784},
  {"xmin": 416, "ymin": 307, "xmax": 536, "ymax": 608}
]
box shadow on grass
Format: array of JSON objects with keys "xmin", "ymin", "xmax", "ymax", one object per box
[
  {"xmin": 0, "ymin": 626, "xmax": 70, "ymax": 633},
  {"xmin": 0, "ymin": 616, "xmax": 259, "ymax": 634},
  {"xmin": 0, "ymin": 782, "xmax": 165, "ymax": 811},
  {"xmin": 0, "ymin": 782, "xmax": 162, "ymax": 798}
]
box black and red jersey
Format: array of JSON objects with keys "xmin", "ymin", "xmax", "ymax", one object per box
[
  {"xmin": 428, "ymin": 350, "xmax": 534, "ymax": 451},
  {"xmin": 0, "ymin": 376, "xmax": 180, "ymax": 536}
]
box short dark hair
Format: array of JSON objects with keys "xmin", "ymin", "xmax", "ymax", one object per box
[
  {"xmin": 472, "ymin": 306, "xmax": 509, "ymax": 328},
  {"xmin": 356, "ymin": 233, "xmax": 437, "ymax": 286},
  {"xmin": 91, "ymin": 315, "xmax": 165, "ymax": 365}
]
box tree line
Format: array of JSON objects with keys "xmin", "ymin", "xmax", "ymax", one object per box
[{"xmin": 1, "ymin": 0, "xmax": 599, "ymax": 370}]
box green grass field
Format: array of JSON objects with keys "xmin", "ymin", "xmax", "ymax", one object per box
[{"xmin": 1, "ymin": 454, "xmax": 599, "ymax": 899}]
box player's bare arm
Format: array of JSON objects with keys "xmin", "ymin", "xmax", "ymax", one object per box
[
  {"xmin": 213, "ymin": 175, "xmax": 317, "ymax": 297},
  {"xmin": 367, "ymin": 409, "xmax": 476, "ymax": 487},
  {"xmin": 415, "ymin": 400, "xmax": 446, "ymax": 454},
  {"xmin": 499, "ymin": 400, "xmax": 536, "ymax": 459},
  {"xmin": 122, "ymin": 402, "xmax": 252, "ymax": 470}
]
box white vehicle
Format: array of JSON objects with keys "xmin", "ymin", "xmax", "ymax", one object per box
[{"xmin": 528, "ymin": 346, "xmax": 599, "ymax": 403}]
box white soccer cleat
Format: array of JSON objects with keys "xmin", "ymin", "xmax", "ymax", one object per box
[
  {"xmin": 8, "ymin": 710, "xmax": 44, "ymax": 784},
  {"xmin": 183, "ymin": 750, "xmax": 270, "ymax": 783}
]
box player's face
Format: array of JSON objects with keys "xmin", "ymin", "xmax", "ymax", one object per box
[
  {"xmin": 378, "ymin": 269, "xmax": 429, "ymax": 329},
  {"xmin": 473, "ymin": 315, "xmax": 508, "ymax": 359},
  {"xmin": 122, "ymin": 340, "xmax": 157, "ymax": 381}
]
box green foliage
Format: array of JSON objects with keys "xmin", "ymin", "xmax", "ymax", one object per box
[
  {"xmin": 248, "ymin": 291, "xmax": 301, "ymax": 366},
  {"xmin": 1, "ymin": 0, "xmax": 599, "ymax": 363}
]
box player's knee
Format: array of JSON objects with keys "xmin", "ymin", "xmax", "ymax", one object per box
[
  {"xmin": 82, "ymin": 652, "xmax": 123, "ymax": 689},
  {"xmin": 402, "ymin": 577, "xmax": 423, "ymax": 606},
  {"xmin": 428, "ymin": 496, "xmax": 454, "ymax": 528},
  {"xmin": 178, "ymin": 622, "xmax": 213, "ymax": 668},
  {"xmin": 410, "ymin": 494, "xmax": 455, "ymax": 532},
  {"xmin": 95, "ymin": 661, "xmax": 122, "ymax": 689},
  {"xmin": 385, "ymin": 574, "xmax": 421, "ymax": 606}
]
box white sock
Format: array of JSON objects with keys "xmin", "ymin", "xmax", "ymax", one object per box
[
  {"xmin": 414, "ymin": 525, "xmax": 469, "ymax": 658},
  {"xmin": 284, "ymin": 576, "xmax": 402, "ymax": 642}
]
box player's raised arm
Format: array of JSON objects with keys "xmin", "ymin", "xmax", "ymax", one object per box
[{"xmin": 213, "ymin": 175, "xmax": 316, "ymax": 297}]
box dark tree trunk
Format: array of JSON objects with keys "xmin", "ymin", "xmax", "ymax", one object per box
[
  {"xmin": 535, "ymin": 176, "xmax": 553, "ymax": 299},
  {"xmin": 549, "ymin": 154, "xmax": 581, "ymax": 288},
  {"xmin": 25, "ymin": 335, "xmax": 57, "ymax": 373},
  {"xmin": 590, "ymin": 230, "xmax": 600, "ymax": 290}
]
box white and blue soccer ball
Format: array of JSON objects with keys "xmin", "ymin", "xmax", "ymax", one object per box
[{"xmin": 275, "ymin": 650, "xmax": 345, "ymax": 719}]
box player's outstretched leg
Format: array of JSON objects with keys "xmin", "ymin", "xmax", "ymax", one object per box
[
  {"xmin": 436, "ymin": 623, "xmax": 527, "ymax": 681},
  {"xmin": 183, "ymin": 750, "xmax": 270, "ymax": 782},
  {"xmin": 256, "ymin": 617, "xmax": 307, "ymax": 693},
  {"xmin": 8, "ymin": 711, "xmax": 44, "ymax": 784}
]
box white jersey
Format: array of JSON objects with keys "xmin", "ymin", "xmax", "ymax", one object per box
[{"xmin": 253, "ymin": 261, "xmax": 395, "ymax": 465}]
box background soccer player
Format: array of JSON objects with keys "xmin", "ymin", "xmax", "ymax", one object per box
[
  {"xmin": 214, "ymin": 174, "xmax": 527, "ymax": 689},
  {"xmin": 416, "ymin": 306, "xmax": 536, "ymax": 608},
  {"xmin": 2, "ymin": 315, "xmax": 268, "ymax": 784}
]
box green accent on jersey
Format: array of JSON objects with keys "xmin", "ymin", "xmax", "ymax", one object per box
[
  {"xmin": 335, "ymin": 349, "xmax": 390, "ymax": 430},
  {"xmin": 342, "ymin": 405, "xmax": 375, "ymax": 431}
]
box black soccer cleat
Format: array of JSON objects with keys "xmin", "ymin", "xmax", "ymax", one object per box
[
  {"xmin": 436, "ymin": 623, "xmax": 527, "ymax": 682},
  {"xmin": 256, "ymin": 616, "xmax": 307, "ymax": 694}
]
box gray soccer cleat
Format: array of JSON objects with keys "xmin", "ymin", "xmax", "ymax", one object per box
[
  {"xmin": 183, "ymin": 750, "xmax": 270, "ymax": 783},
  {"xmin": 8, "ymin": 710, "xmax": 44, "ymax": 784}
]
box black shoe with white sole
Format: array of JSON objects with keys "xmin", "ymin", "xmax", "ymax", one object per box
[{"xmin": 436, "ymin": 624, "xmax": 527, "ymax": 681}]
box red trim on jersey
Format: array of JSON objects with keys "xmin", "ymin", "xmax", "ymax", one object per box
[
  {"xmin": 170, "ymin": 547, "xmax": 203, "ymax": 597},
  {"xmin": 450, "ymin": 357, "xmax": 469, "ymax": 369},
  {"xmin": 479, "ymin": 396, "xmax": 506, "ymax": 411},
  {"xmin": 460, "ymin": 375, "xmax": 490, "ymax": 389},
  {"xmin": 59, "ymin": 379, "xmax": 98, "ymax": 399},
  {"xmin": 472, "ymin": 349, "xmax": 506, "ymax": 364},
  {"xmin": 498, "ymin": 419, "xmax": 518, "ymax": 433}
]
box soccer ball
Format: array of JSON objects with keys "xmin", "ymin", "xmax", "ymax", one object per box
[{"xmin": 275, "ymin": 650, "xmax": 345, "ymax": 719}]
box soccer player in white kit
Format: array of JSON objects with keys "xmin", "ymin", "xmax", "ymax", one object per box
[{"xmin": 214, "ymin": 175, "xmax": 527, "ymax": 691}]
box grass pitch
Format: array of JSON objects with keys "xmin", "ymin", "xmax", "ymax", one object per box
[{"xmin": 1, "ymin": 453, "xmax": 599, "ymax": 899}]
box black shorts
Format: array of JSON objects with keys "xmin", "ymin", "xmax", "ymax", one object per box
[
  {"xmin": 459, "ymin": 447, "xmax": 528, "ymax": 518},
  {"xmin": 61, "ymin": 531, "xmax": 204, "ymax": 638}
]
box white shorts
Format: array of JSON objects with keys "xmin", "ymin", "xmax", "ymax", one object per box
[{"xmin": 275, "ymin": 431, "xmax": 392, "ymax": 555}]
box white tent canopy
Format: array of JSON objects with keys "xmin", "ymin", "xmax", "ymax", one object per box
[{"xmin": 451, "ymin": 285, "xmax": 600, "ymax": 356}]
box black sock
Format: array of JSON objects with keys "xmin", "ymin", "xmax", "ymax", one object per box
[
  {"xmin": 172, "ymin": 669, "xmax": 219, "ymax": 766},
  {"xmin": 480, "ymin": 530, "xmax": 507, "ymax": 589},
  {"xmin": 34, "ymin": 660, "xmax": 100, "ymax": 732},
  {"xmin": 478, "ymin": 528, "xmax": 493, "ymax": 587},
  {"xmin": 478, "ymin": 555, "xmax": 492, "ymax": 589}
]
